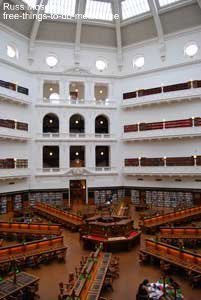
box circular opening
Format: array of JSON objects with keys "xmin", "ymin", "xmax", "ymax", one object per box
[
  {"xmin": 49, "ymin": 93, "xmax": 60, "ymax": 100},
  {"xmin": 46, "ymin": 55, "xmax": 58, "ymax": 67},
  {"xmin": 184, "ymin": 43, "xmax": 199, "ymax": 57},
  {"xmin": 96, "ymin": 59, "xmax": 107, "ymax": 71},
  {"xmin": 133, "ymin": 56, "xmax": 145, "ymax": 69},
  {"xmin": 7, "ymin": 44, "xmax": 17, "ymax": 58}
]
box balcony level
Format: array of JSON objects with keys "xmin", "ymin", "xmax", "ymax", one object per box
[
  {"xmin": 123, "ymin": 117, "xmax": 201, "ymax": 141},
  {"xmin": 123, "ymin": 156, "xmax": 201, "ymax": 177},
  {"xmin": 0, "ymin": 80, "xmax": 30, "ymax": 105},
  {"xmin": 0, "ymin": 159, "xmax": 29, "ymax": 180},
  {"xmin": 121, "ymin": 80, "xmax": 201, "ymax": 108},
  {"xmin": 36, "ymin": 98, "xmax": 116, "ymax": 109},
  {"xmin": 0, "ymin": 119, "xmax": 30, "ymax": 141}
]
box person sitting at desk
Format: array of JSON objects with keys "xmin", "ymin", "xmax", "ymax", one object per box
[{"xmin": 136, "ymin": 279, "xmax": 150, "ymax": 300}]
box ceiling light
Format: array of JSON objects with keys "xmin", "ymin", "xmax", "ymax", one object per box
[
  {"xmin": 49, "ymin": 87, "xmax": 53, "ymax": 92},
  {"xmin": 75, "ymin": 152, "xmax": 79, "ymax": 156},
  {"xmin": 7, "ymin": 45, "xmax": 17, "ymax": 58},
  {"xmin": 75, "ymin": 89, "xmax": 79, "ymax": 92},
  {"xmin": 100, "ymin": 120, "xmax": 104, "ymax": 124},
  {"xmin": 99, "ymin": 90, "xmax": 103, "ymax": 94},
  {"xmin": 100, "ymin": 152, "xmax": 104, "ymax": 156},
  {"xmin": 49, "ymin": 119, "xmax": 53, "ymax": 124},
  {"xmin": 49, "ymin": 152, "xmax": 53, "ymax": 156},
  {"xmin": 133, "ymin": 56, "xmax": 145, "ymax": 69},
  {"xmin": 184, "ymin": 43, "xmax": 199, "ymax": 58},
  {"xmin": 96, "ymin": 59, "xmax": 107, "ymax": 72},
  {"xmin": 46, "ymin": 55, "xmax": 58, "ymax": 67},
  {"xmin": 75, "ymin": 120, "xmax": 79, "ymax": 124}
]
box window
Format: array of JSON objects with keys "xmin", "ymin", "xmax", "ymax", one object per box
[
  {"xmin": 158, "ymin": 0, "xmax": 180, "ymax": 7},
  {"xmin": 133, "ymin": 56, "xmax": 145, "ymax": 69},
  {"xmin": 121, "ymin": 0, "xmax": 150, "ymax": 20},
  {"xmin": 7, "ymin": 44, "xmax": 17, "ymax": 58},
  {"xmin": 45, "ymin": 0, "xmax": 76, "ymax": 16},
  {"xmin": 46, "ymin": 55, "xmax": 58, "ymax": 67},
  {"xmin": 49, "ymin": 93, "xmax": 60, "ymax": 100},
  {"xmin": 96, "ymin": 59, "xmax": 107, "ymax": 72},
  {"xmin": 85, "ymin": 0, "xmax": 113, "ymax": 21},
  {"xmin": 184, "ymin": 42, "xmax": 199, "ymax": 58},
  {"xmin": 22, "ymin": 0, "xmax": 37, "ymax": 8}
]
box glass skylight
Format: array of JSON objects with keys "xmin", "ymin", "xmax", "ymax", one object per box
[
  {"xmin": 85, "ymin": 0, "xmax": 113, "ymax": 21},
  {"xmin": 121, "ymin": 0, "xmax": 150, "ymax": 20},
  {"xmin": 22, "ymin": 0, "xmax": 37, "ymax": 8},
  {"xmin": 158, "ymin": 0, "xmax": 181, "ymax": 7},
  {"xmin": 45, "ymin": 0, "xmax": 76, "ymax": 16}
]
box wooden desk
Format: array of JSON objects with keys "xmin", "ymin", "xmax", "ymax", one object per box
[
  {"xmin": 61, "ymin": 246, "xmax": 112, "ymax": 300},
  {"xmin": 159, "ymin": 227, "xmax": 201, "ymax": 239},
  {"xmin": 86, "ymin": 252, "xmax": 111, "ymax": 300},
  {"xmin": 0, "ymin": 221, "xmax": 61, "ymax": 236},
  {"xmin": 0, "ymin": 236, "xmax": 67, "ymax": 273},
  {"xmin": 0, "ymin": 272, "xmax": 39, "ymax": 300},
  {"xmin": 34, "ymin": 203, "xmax": 83, "ymax": 230},
  {"xmin": 142, "ymin": 206, "xmax": 201, "ymax": 231},
  {"xmin": 140, "ymin": 239, "xmax": 201, "ymax": 275}
]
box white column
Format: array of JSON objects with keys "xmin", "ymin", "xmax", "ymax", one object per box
[
  {"xmin": 85, "ymin": 79, "xmax": 94, "ymax": 102},
  {"xmin": 39, "ymin": 79, "xmax": 44, "ymax": 100},
  {"xmin": 60, "ymin": 79, "xmax": 69, "ymax": 100},
  {"xmin": 86, "ymin": 144, "xmax": 94, "ymax": 170},
  {"xmin": 108, "ymin": 82, "xmax": 113, "ymax": 101}
]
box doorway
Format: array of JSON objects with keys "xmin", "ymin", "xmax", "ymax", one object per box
[{"xmin": 70, "ymin": 180, "xmax": 86, "ymax": 207}]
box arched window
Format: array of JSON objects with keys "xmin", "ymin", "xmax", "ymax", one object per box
[
  {"xmin": 43, "ymin": 113, "xmax": 59, "ymax": 133},
  {"xmin": 69, "ymin": 114, "xmax": 85, "ymax": 133},
  {"xmin": 43, "ymin": 146, "xmax": 59, "ymax": 168},
  {"xmin": 95, "ymin": 115, "xmax": 109, "ymax": 134}
]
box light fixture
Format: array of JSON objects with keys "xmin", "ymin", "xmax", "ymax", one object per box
[
  {"xmin": 75, "ymin": 152, "xmax": 79, "ymax": 156},
  {"xmin": 100, "ymin": 152, "xmax": 104, "ymax": 156},
  {"xmin": 7, "ymin": 44, "xmax": 17, "ymax": 58},
  {"xmin": 99, "ymin": 90, "xmax": 103, "ymax": 94},
  {"xmin": 133, "ymin": 55, "xmax": 145, "ymax": 69},
  {"xmin": 49, "ymin": 119, "xmax": 53, "ymax": 124},
  {"xmin": 96, "ymin": 59, "xmax": 107, "ymax": 72},
  {"xmin": 184, "ymin": 42, "xmax": 199, "ymax": 58},
  {"xmin": 100, "ymin": 120, "xmax": 104, "ymax": 124},
  {"xmin": 46, "ymin": 55, "xmax": 58, "ymax": 67},
  {"xmin": 75, "ymin": 120, "xmax": 79, "ymax": 124},
  {"xmin": 49, "ymin": 87, "xmax": 53, "ymax": 92},
  {"xmin": 164, "ymin": 156, "xmax": 166, "ymax": 159},
  {"xmin": 194, "ymin": 155, "xmax": 197, "ymax": 159},
  {"xmin": 75, "ymin": 89, "xmax": 79, "ymax": 92},
  {"xmin": 49, "ymin": 152, "xmax": 53, "ymax": 156}
]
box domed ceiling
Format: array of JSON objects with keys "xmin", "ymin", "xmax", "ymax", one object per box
[{"xmin": 0, "ymin": 0, "xmax": 201, "ymax": 59}]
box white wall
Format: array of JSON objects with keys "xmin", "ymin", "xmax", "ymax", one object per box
[{"xmin": 1, "ymin": 25, "xmax": 201, "ymax": 193}]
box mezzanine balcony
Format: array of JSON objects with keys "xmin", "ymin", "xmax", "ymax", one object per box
[
  {"xmin": 0, "ymin": 84, "xmax": 30, "ymax": 105},
  {"xmin": 36, "ymin": 132, "xmax": 116, "ymax": 142}
]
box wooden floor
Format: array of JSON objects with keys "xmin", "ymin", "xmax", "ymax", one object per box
[{"xmin": 1, "ymin": 206, "xmax": 201, "ymax": 300}]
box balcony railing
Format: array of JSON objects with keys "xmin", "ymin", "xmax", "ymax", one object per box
[
  {"xmin": 36, "ymin": 167, "xmax": 117, "ymax": 175},
  {"xmin": 123, "ymin": 166, "xmax": 201, "ymax": 177},
  {"xmin": 0, "ymin": 159, "xmax": 29, "ymax": 179},
  {"xmin": 0, "ymin": 119, "xmax": 29, "ymax": 141},
  {"xmin": 123, "ymin": 117, "xmax": 201, "ymax": 141},
  {"xmin": 38, "ymin": 98, "xmax": 116, "ymax": 108},
  {"xmin": 123, "ymin": 156, "xmax": 201, "ymax": 176},
  {"xmin": 121, "ymin": 80, "xmax": 201, "ymax": 107},
  {"xmin": 0, "ymin": 82, "xmax": 30, "ymax": 105},
  {"xmin": 36, "ymin": 133, "xmax": 116, "ymax": 141}
]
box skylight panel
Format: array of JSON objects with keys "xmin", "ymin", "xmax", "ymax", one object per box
[
  {"xmin": 45, "ymin": 0, "xmax": 76, "ymax": 16},
  {"xmin": 121, "ymin": 0, "xmax": 150, "ymax": 20},
  {"xmin": 85, "ymin": 0, "xmax": 113, "ymax": 21},
  {"xmin": 158, "ymin": 0, "xmax": 181, "ymax": 7},
  {"xmin": 22, "ymin": 0, "xmax": 37, "ymax": 8}
]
